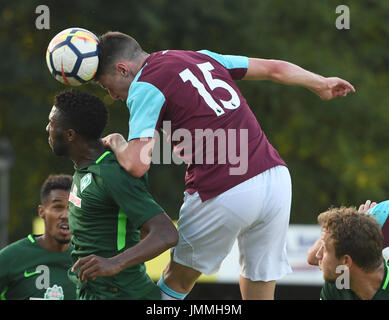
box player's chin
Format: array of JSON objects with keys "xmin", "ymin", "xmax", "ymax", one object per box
[
  {"xmin": 55, "ymin": 236, "xmax": 71, "ymax": 245},
  {"xmin": 322, "ymin": 272, "xmax": 337, "ymax": 283},
  {"xmin": 54, "ymin": 232, "xmax": 72, "ymax": 244}
]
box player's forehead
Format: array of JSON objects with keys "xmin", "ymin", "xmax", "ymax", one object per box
[
  {"xmin": 48, "ymin": 105, "xmax": 61, "ymax": 121},
  {"xmin": 43, "ymin": 189, "xmax": 70, "ymax": 206}
]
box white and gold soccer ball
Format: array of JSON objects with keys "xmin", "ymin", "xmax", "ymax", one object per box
[{"xmin": 46, "ymin": 27, "xmax": 99, "ymax": 86}]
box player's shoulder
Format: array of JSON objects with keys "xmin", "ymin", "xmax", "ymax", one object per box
[
  {"xmin": 321, "ymin": 281, "xmax": 356, "ymax": 300},
  {"xmin": 88, "ymin": 152, "xmax": 120, "ymax": 177},
  {"xmin": 90, "ymin": 151, "xmax": 145, "ymax": 185},
  {"xmin": 321, "ymin": 281, "xmax": 338, "ymax": 300},
  {"xmin": 139, "ymin": 50, "xmax": 204, "ymax": 79},
  {"xmin": 0, "ymin": 235, "xmax": 34, "ymax": 257},
  {"xmin": 139, "ymin": 49, "xmax": 247, "ymax": 85},
  {"xmin": 133, "ymin": 49, "xmax": 216, "ymax": 94},
  {"xmin": 148, "ymin": 49, "xmax": 196, "ymax": 64},
  {"xmin": 197, "ymin": 49, "xmax": 249, "ymax": 71}
]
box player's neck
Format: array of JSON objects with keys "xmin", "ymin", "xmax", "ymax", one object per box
[
  {"xmin": 71, "ymin": 140, "xmax": 106, "ymax": 168},
  {"xmin": 36, "ymin": 234, "xmax": 70, "ymax": 253},
  {"xmin": 135, "ymin": 52, "xmax": 150, "ymax": 73},
  {"xmin": 350, "ymin": 262, "xmax": 385, "ymax": 300},
  {"xmin": 139, "ymin": 52, "xmax": 150, "ymax": 64}
]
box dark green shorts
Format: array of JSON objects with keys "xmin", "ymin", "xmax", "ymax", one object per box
[{"xmin": 76, "ymin": 283, "xmax": 162, "ymax": 300}]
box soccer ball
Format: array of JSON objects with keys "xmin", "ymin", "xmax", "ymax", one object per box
[{"xmin": 46, "ymin": 27, "xmax": 99, "ymax": 86}]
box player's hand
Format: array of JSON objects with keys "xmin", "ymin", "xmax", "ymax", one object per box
[
  {"xmin": 358, "ymin": 200, "xmax": 377, "ymax": 213},
  {"xmin": 102, "ymin": 133, "xmax": 127, "ymax": 153},
  {"xmin": 314, "ymin": 77, "xmax": 355, "ymax": 101},
  {"xmin": 71, "ymin": 255, "xmax": 122, "ymax": 283}
]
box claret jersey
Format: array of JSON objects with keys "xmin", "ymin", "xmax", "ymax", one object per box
[
  {"xmin": 0, "ymin": 234, "xmax": 76, "ymax": 300},
  {"xmin": 68, "ymin": 151, "xmax": 164, "ymax": 299},
  {"xmin": 126, "ymin": 50, "xmax": 286, "ymax": 201}
]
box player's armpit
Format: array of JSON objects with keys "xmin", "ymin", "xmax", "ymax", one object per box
[{"xmin": 243, "ymin": 58, "xmax": 283, "ymax": 81}]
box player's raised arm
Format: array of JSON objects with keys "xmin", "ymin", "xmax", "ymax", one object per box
[{"xmin": 243, "ymin": 58, "xmax": 355, "ymax": 101}]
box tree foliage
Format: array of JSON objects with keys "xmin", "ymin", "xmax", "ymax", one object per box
[{"xmin": 1, "ymin": 0, "xmax": 388, "ymax": 243}]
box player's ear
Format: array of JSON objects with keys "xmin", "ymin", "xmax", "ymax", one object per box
[
  {"xmin": 342, "ymin": 254, "xmax": 353, "ymax": 269},
  {"xmin": 65, "ymin": 129, "xmax": 77, "ymax": 142},
  {"xmin": 116, "ymin": 63, "xmax": 129, "ymax": 77},
  {"xmin": 38, "ymin": 204, "xmax": 45, "ymax": 219}
]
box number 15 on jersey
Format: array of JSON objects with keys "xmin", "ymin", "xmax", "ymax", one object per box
[{"xmin": 179, "ymin": 62, "xmax": 241, "ymax": 116}]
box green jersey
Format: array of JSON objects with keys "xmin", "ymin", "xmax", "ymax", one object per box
[
  {"xmin": 320, "ymin": 260, "xmax": 389, "ymax": 300},
  {"xmin": 0, "ymin": 234, "xmax": 76, "ymax": 300},
  {"xmin": 68, "ymin": 151, "xmax": 164, "ymax": 300}
]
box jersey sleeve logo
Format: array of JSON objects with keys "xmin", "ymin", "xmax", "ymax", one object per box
[
  {"xmin": 80, "ymin": 173, "xmax": 92, "ymax": 193},
  {"xmin": 69, "ymin": 184, "xmax": 82, "ymax": 208}
]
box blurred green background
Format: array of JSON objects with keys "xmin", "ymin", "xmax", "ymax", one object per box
[{"xmin": 1, "ymin": 0, "xmax": 388, "ymax": 245}]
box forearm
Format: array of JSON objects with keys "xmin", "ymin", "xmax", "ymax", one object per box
[
  {"xmin": 113, "ymin": 228, "xmax": 177, "ymax": 272},
  {"xmin": 271, "ymin": 61, "xmax": 326, "ymax": 91},
  {"xmin": 244, "ymin": 58, "xmax": 326, "ymax": 92}
]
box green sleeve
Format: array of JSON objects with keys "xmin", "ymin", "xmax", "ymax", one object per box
[
  {"xmin": 0, "ymin": 247, "xmax": 10, "ymax": 299},
  {"xmin": 104, "ymin": 168, "xmax": 165, "ymax": 228}
]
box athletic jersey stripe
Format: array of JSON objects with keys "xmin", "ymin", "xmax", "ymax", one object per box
[
  {"xmin": 95, "ymin": 151, "xmax": 111, "ymax": 164},
  {"xmin": 0, "ymin": 286, "xmax": 7, "ymax": 300},
  {"xmin": 28, "ymin": 234, "xmax": 35, "ymax": 243},
  {"xmin": 382, "ymin": 260, "xmax": 389, "ymax": 290},
  {"xmin": 117, "ymin": 209, "xmax": 127, "ymax": 251}
]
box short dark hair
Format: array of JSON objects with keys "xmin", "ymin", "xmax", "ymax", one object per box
[
  {"xmin": 95, "ymin": 31, "xmax": 145, "ymax": 79},
  {"xmin": 40, "ymin": 174, "xmax": 72, "ymax": 203},
  {"xmin": 318, "ymin": 207, "xmax": 383, "ymax": 271},
  {"xmin": 54, "ymin": 89, "xmax": 108, "ymax": 141}
]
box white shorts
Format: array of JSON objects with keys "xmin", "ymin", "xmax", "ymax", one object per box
[{"xmin": 172, "ymin": 165, "xmax": 292, "ymax": 282}]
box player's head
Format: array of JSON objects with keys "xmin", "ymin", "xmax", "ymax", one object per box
[
  {"xmin": 47, "ymin": 89, "xmax": 108, "ymax": 156},
  {"xmin": 316, "ymin": 206, "xmax": 383, "ymax": 282},
  {"xmin": 38, "ymin": 174, "xmax": 73, "ymax": 245},
  {"xmin": 95, "ymin": 31, "xmax": 147, "ymax": 101}
]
